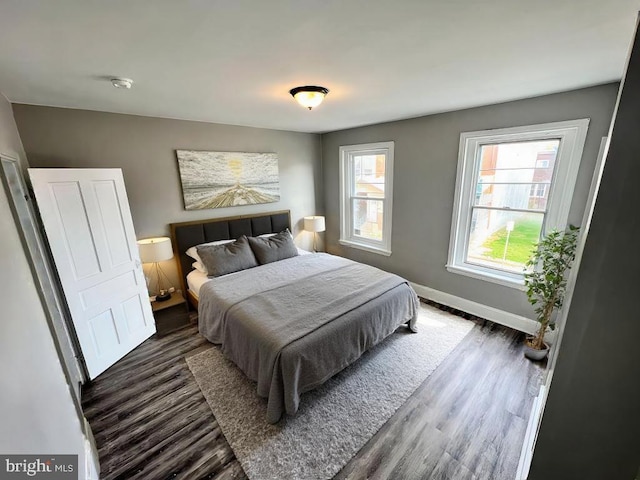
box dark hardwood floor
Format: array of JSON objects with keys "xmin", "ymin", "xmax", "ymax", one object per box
[{"xmin": 82, "ymin": 303, "xmax": 545, "ymax": 479}]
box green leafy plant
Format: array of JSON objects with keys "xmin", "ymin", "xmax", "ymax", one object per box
[{"xmin": 524, "ymin": 225, "xmax": 580, "ymax": 350}]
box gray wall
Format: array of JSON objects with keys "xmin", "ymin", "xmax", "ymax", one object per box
[
  {"xmin": 0, "ymin": 95, "xmax": 87, "ymax": 464},
  {"xmin": 529, "ymin": 28, "xmax": 640, "ymax": 480},
  {"xmin": 12, "ymin": 105, "xmax": 323, "ymax": 289},
  {"xmin": 321, "ymin": 84, "xmax": 618, "ymax": 319}
]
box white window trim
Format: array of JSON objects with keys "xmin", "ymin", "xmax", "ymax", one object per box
[
  {"xmin": 447, "ymin": 119, "xmax": 590, "ymax": 289},
  {"xmin": 339, "ymin": 141, "xmax": 394, "ymax": 256}
]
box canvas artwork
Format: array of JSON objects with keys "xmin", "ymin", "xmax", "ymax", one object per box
[{"xmin": 176, "ymin": 150, "xmax": 280, "ymax": 210}]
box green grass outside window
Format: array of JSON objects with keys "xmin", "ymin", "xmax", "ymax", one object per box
[{"xmin": 481, "ymin": 219, "xmax": 542, "ymax": 265}]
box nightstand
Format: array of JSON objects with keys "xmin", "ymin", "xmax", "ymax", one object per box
[{"xmin": 151, "ymin": 291, "xmax": 189, "ymax": 336}]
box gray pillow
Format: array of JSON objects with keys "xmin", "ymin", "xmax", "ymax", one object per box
[
  {"xmin": 196, "ymin": 235, "xmax": 258, "ymax": 277},
  {"xmin": 248, "ymin": 229, "xmax": 299, "ymax": 265}
]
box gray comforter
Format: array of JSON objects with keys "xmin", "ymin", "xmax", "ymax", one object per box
[{"xmin": 198, "ymin": 253, "xmax": 418, "ymax": 423}]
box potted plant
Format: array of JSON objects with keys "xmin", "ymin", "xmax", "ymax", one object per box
[{"xmin": 523, "ymin": 225, "xmax": 580, "ymax": 361}]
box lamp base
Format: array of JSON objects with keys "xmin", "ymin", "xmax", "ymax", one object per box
[{"xmin": 155, "ymin": 290, "xmax": 171, "ymax": 302}]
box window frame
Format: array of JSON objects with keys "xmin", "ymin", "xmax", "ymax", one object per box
[
  {"xmin": 339, "ymin": 141, "xmax": 394, "ymax": 256},
  {"xmin": 447, "ymin": 119, "xmax": 589, "ymax": 288}
]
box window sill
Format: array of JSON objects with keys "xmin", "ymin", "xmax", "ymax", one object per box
[
  {"xmin": 339, "ymin": 239, "xmax": 392, "ymax": 256},
  {"xmin": 446, "ymin": 263, "xmax": 525, "ymax": 290}
]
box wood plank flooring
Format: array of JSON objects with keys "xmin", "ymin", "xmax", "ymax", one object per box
[{"xmin": 82, "ymin": 302, "xmax": 545, "ymax": 479}]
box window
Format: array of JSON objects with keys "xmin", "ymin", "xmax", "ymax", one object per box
[
  {"xmin": 447, "ymin": 119, "xmax": 589, "ymax": 288},
  {"xmin": 535, "ymin": 159, "xmax": 550, "ymax": 169},
  {"xmin": 339, "ymin": 142, "xmax": 394, "ymax": 255},
  {"xmin": 529, "ymin": 183, "xmax": 547, "ymax": 198}
]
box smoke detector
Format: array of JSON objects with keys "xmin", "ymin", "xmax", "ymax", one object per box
[{"xmin": 111, "ymin": 78, "xmax": 133, "ymax": 89}]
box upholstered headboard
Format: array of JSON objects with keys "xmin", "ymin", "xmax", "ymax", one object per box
[{"xmin": 169, "ymin": 210, "xmax": 291, "ymax": 308}]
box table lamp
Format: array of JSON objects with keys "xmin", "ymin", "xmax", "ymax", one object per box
[
  {"xmin": 137, "ymin": 236, "xmax": 174, "ymax": 301},
  {"xmin": 304, "ymin": 215, "xmax": 326, "ymax": 252}
]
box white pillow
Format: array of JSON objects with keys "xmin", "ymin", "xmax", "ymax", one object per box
[
  {"xmin": 186, "ymin": 239, "xmax": 234, "ymax": 264},
  {"xmin": 192, "ymin": 261, "xmax": 207, "ymax": 274}
]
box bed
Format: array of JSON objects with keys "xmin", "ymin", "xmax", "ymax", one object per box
[{"xmin": 170, "ymin": 211, "xmax": 419, "ymax": 423}]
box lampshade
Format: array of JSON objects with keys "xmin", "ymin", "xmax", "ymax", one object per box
[
  {"xmin": 304, "ymin": 216, "xmax": 326, "ymax": 233},
  {"xmin": 137, "ymin": 237, "xmax": 173, "ymax": 263},
  {"xmin": 289, "ymin": 86, "xmax": 329, "ymax": 110}
]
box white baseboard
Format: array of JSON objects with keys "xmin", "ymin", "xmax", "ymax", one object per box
[
  {"xmin": 84, "ymin": 418, "xmax": 100, "ymax": 480},
  {"xmin": 85, "ymin": 439, "xmax": 100, "ymax": 480},
  {"xmin": 410, "ymin": 282, "xmax": 550, "ymax": 340},
  {"xmin": 516, "ymin": 384, "xmax": 548, "ymax": 479}
]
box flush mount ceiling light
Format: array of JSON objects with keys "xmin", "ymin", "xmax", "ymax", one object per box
[
  {"xmin": 111, "ymin": 77, "xmax": 134, "ymax": 89},
  {"xmin": 289, "ymin": 86, "xmax": 329, "ymax": 110}
]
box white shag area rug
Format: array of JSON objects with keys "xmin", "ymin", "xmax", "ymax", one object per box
[{"xmin": 186, "ymin": 303, "xmax": 474, "ymax": 480}]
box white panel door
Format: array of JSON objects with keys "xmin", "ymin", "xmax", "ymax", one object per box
[{"xmin": 29, "ymin": 168, "xmax": 156, "ymax": 379}]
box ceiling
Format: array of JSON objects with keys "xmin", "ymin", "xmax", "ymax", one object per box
[{"xmin": 0, "ymin": 1, "xmax": 638, "ymax": 134}]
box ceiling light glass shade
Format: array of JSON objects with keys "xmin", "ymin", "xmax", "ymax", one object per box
[
  {"xmin": 289, "ymin": 86, "xmax": 329, "ymax": 110},
  {"xmin": 137, "ymin": 237, "xmax": 173, "ymax": 263},
  {"xmin": 293, "ymin": 91, "xmax": 325, "ymax": 109},
  {"xmin": 304, "ymin": 215, "xmax": 326, "ymax": 233}
]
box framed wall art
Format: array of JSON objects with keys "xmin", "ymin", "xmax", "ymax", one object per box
[{"xmin": 176, "ymin": 150, "xmax": 280, "ymax": 210}]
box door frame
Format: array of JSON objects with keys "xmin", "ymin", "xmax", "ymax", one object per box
[
  {"xmin": 1, "ymin": 154, "xmax": 101, "ymax": 477},
  {"xmin": 0, "ymin": 154, "xmax": 87, "ymax": 397},
  {"xmin": 515, "ymin": 136, "xmax": 610, "ymax": 479}
]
